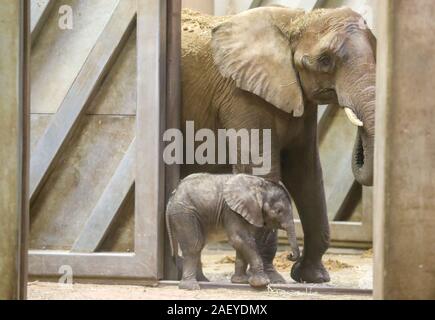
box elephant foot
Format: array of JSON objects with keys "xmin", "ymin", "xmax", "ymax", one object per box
[
  {"xmin": 249, "ymin": 273, "xmax": 270, "ymax": 288},
  {"xmin": 179, "ymin": 280, "xmax": 201, "ymax": 291},
  {"xmin": 264, "ymin": 266, "xmax": 286, "ymax": 284},
  {"xmin": 291, "ymin": 259, "xmax": 330, "ymax": 284},
  {"xmin": 231, "ymin": 274, "xmax": 249, "ymax": 284}
]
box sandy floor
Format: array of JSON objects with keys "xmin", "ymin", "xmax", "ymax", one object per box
[
  {"xmin": 28, "ymin": 245, "xmax": 373, "ymax": 300},
  {"xmin": 201, "ymin": 245, "xmax": 373, "ymax": 289},
  {"xmin": 28, "ymin": 283, "xmax": 371, "ymax": 300}
]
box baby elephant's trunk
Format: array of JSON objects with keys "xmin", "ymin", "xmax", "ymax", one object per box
[{"xmin": 286, "ymin": 225, "xmax": 300, "ymax": 262}]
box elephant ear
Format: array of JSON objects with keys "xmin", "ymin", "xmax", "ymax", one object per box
[
  {"xmin": 211, "ymin": 8, "xmax": 304, "ymax": 117},
  {"xmin": 223, "ymin": 174, "xmax": 265, "ymax": 228}
]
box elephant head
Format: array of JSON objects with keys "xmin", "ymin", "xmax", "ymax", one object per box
[
  {"xmin": 212, "ymin": 7, "xmax": 376, "ymax": 186},
  {"xmin": 223, "ymin": 174, "xmax": 300, "ymax": 261}
]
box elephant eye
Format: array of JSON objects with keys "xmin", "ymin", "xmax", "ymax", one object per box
[{"xmin": 318, "ymin": 54, "xmax": 332, "ymax": 67}]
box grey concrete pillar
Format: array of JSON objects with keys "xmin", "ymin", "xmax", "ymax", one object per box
[
  {"xmin": 0, "ymin": 0, "xmax": 30, "ymax": 300},
  {"xmin": 374, "ymin": 0, "xmax": 435, "ymax": 300}
]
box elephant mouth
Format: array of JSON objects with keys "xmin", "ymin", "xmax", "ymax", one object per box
[
  {"xmin": 354, "ymin": 133, "xmax": 365, "ymax": 168},
  {"xmin": 313, "ymin": 88, "xmax": 338, "ymax": 103},
  {"xmin": 352, "ymin": 128, "xmax": 374, "ymax": 186}
]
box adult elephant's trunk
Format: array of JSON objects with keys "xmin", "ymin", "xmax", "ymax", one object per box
[
  {"xmin": 352, "ymin": 126, "xmax": 374, "ymax": 186},
  {"xmin": 337, "ymin": 64, "xmax": 376, "ymax": 187}
]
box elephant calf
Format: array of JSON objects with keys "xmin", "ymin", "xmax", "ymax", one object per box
[{"xmin": 166, "ymin": 173, "xmax": 300, "ymax": 290}]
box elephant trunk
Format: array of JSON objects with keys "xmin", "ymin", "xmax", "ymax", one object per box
[
  {"xmin": 337, "ymin": 64, "xmax": 376, "ymax": 186},
  {"xmin": 352, "ymin": 126, "xmax": 374, "ymax": 186},
  {"xmin": 285, "ymin": 224, "xmax": 300, "ymax": 262}
]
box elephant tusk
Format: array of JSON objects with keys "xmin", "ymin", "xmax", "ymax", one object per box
[{"xmin": 344, "ymin": 108, "xmax": 364, "ymax": 127}]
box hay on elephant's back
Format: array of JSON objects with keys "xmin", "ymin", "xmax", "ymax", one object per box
[
  {"xmin": 181, "ymin": 9, "xmax": 229, "ymax": 58},
  {"xmin": 182, "ymin": 9, "xmax": 228, "ymax": 32},
  {"xmin": 286, "ymin": 8, "xmax": 329, "ymax": 38}
]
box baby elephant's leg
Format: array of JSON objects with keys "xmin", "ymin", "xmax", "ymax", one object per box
[
  {"xmin": 231, "ymin": 251, "xmax": 249, "ymax": 284},
  {"xmin": 256, "ymin": 229, "xmax": 286, "ymax": 284},
  {"xmin": 180, "ymin": 255, "xmax": 201, "ymax": 290},
  {"xmin": 227, "ymin": 232, "xmax": 270, "ymax": 288},
  {"xmin": 172, "ymin": 213, "xmax": 205, "ymax": 290},
  {"xmin": 224, "ymin": 211, "xmax": 269, "ymax": 288}
]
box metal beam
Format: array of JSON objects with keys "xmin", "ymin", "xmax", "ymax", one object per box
[
  {"xmin": 71, "ymin": 141, "xmax": 135, "ymax": 253},
  {"xmin": 29, "ymin": 251, "xmax": 140, "ymax": 278},
  {"xmin": 29, "ymin": 0, "xmax": 136, "ymax": 203},
  {"xmin": 164, "ymin": 0, "xmax": 182, "ymax": 280},
  {"xmin": 250, "ymin": 0, "xmax": 264, "ymax": 9},
  {"xmin": 136, "ymin": 0, "xmax": 168, "ymax": 280},
  {"xmin": 293, "ymin": 220, "xmax": 371, "ymax": 244},
  {"xmin": 30, "ymin": 0, "xmax": 54, "ymax": 43},
  {"xmin": 256, "ymin": 0, "xmax": 323, "ymax": 10}
]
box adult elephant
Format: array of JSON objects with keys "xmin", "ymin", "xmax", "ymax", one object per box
[{"xmin": 180, "ymin": 7, "xmax": 376, "ymax": 283}]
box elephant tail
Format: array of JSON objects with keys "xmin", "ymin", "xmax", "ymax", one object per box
[
  {"xmin": 165, "ymin": 198, "xmax": 183, "ymax": 274},
  {"xmin": 166, "ymin": 201, "xmax": 177, "ymax": 259}
]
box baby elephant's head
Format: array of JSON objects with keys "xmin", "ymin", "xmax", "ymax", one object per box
[
  {"xmin": 262, "ymin": 182, "xmax": 300, "ymax": 262},
  {"xmin": 224, "ymin": 175, "xmax": 300, "ymax": 262}
]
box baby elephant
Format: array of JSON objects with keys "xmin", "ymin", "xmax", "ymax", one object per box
[{"xmin": 166, "ymin": 173, "xmax": 300, "ymax": 290}]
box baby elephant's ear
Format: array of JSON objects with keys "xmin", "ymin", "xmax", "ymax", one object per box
[{"xmin": 223, "ymin": 175, "xmax": 265, "ymax": 228}]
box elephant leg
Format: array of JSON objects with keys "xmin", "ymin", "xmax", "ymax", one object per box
[
  {"xmin": 172, "ymin": 213, "xmax": 204, "ymax": 290},
  {"xmin": 179, "ymin": 255, "xmax": 201, "ymax": 290},
  {"xmin": 231, "ymin": 251, "xmax": 249, "ymax": 284},
  {"xmin": 282, "ymin": 116, "xmax": 330, "ymax": 283},
  {"xmin": 256, "ymin": 229, "xmax": 286, "ymax": 284},
  {"xmin": 228, "ymin": 232, "xmax": 269, "ymax": 288}
]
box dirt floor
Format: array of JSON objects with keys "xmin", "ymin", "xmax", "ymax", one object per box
[{"xmin": 28, "ymin": 244, "xmax": 373, "ymax": 300}]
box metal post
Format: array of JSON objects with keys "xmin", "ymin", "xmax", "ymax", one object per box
[
  {"xmin": 136, "ymin": 0, "xmax": 168, "ymax": 280},
  {"xmin": 164, "ymin": 0, "xmax": 182, "ymax": 280},
  {"xmin": 0, "ymin": 0, "xmax": 30, "ymax": 300}
]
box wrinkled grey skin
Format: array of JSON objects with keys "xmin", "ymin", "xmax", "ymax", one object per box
[
  {"xmin": 166, "ymin": 174, "xmax": 299, "ymax": 290},
  {"xmin": 181, "ymin": 7, "xmax": 376, "ymax": 283}
]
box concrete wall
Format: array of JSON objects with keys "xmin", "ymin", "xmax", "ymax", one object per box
[
  {"xmin": 214, "ymin": 0, "xmax": 252, "ymax": 15},
  {"xmin": 374, "ymin": 0, "xmax": 435, "ymax": 300},
  {"xmin": 182, "ymin": 0, "xmax": 214, "ymax": 14},
  {"xmin": 189, "ymin": 0, "xmax": 377, "ymax": 29},
  {"xmin": 322, "ymin": 0, "xmax": 377, "ymax": 34}
]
